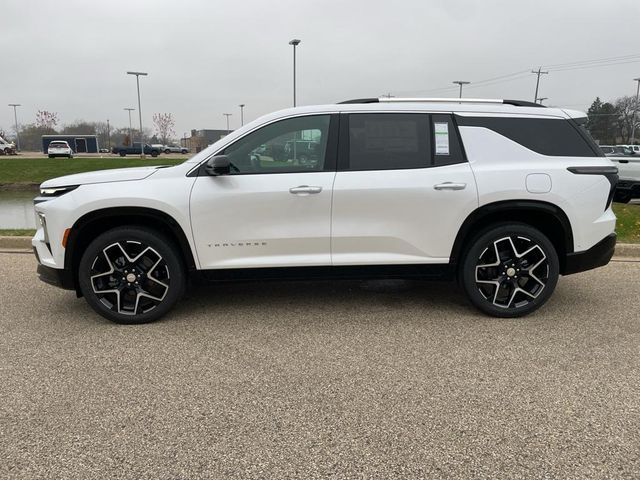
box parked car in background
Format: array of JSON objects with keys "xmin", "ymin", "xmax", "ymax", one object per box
[
  {"xmin": 608, "ymin": 153, "xmax": 640, "ymax": 203},
  {"xmin": 47, "ymin": 140, "xmax": 73, "ymax": 158},
  {"xmin": 163, "ymin": 144, "xmax": 189, "ymax": 154},
  {"xmin": 0, "ymin": 135, "xmax": 17, "ymax": 155},
  {"xmin": 111, "ymin": 142, "xmax": 160, "ymax": 157},
  {"xmin": 33, "ymin": 97, "xmax": 617, "ymax": 324},
  {"xmin": 617, "ymin": 144, "xmax": 640, "ymax": 154},
  {"xmin": 600, "ymin": 145, "xmax": 635, "ymax": 157}
]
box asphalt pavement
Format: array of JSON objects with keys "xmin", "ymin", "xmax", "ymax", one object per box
[{"xmin": 1, "ymin": 253, "xmax": 639, "ymax": 479}]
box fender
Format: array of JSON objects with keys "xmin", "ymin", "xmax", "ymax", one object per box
[
  {"xmin": 449, "ymin": 200, "xmax": 574, "ymax": 267},
  {"xmin": 64, "ymin": 206, "xmax": 197, "ymax": 276}
]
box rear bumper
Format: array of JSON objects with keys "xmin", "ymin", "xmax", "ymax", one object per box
[
  {"xmin": 563, "ymin": 233, "xmax": 616, "ymax": 276},
  {"xmin": 34, "ymin": 248, "xmax": 75, "ymax": 290}
]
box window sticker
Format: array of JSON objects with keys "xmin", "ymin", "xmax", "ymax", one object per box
[{"xmin": 434, "ymin": 122, "xmax": 450, "ymax": 155}]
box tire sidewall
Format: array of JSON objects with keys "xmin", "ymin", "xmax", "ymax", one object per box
[
  {"xmin": 461, "ymin": 223, "xmax": 559, "ymax": 318},
  {"xmin": 78, "ymin": 227, "xmax": 186, "ymax": 324}
]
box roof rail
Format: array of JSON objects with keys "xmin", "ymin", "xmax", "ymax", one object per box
[{"xmin": 337, "ymin": 97, "xmax": 545, "ymax": 108}]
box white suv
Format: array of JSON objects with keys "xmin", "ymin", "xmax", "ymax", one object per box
[{"xmin": 32, "ymin": 98, "xmax": 618, "ymax": 324}]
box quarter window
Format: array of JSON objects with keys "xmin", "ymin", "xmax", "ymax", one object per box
[
  {"xmin": 455, "ymin": 116, "xmax": 600, "ymax": 157},
  {"xmin": 222, "ymin": 115, "xmax": 332, "ymax": 174}
]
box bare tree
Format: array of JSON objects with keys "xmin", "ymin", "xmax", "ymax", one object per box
[
  {"xmin": 152, "ymin": 113, "xmax": 175, "ymax": 145},
  {"xmin": 614, "ymin": 96, "xmax": 636, "ymax": 144},
  {"xmin": 35, "ymin": 110, "xmax": 59, "ymax": 134}
]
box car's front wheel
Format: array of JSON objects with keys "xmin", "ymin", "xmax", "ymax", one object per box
[
  {"xmin": 460, "ymin": 223, "xmax": 559, "ymax": 318},
  {"xmin": 78, "ymin": 227, "xmax": 186, "ymax": 324}
]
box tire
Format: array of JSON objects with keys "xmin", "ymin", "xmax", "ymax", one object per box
[
  {"xmin": 68, "ymin": 154, "xmax": 73, "ymax": 159},
  {"xmin": 181, "ymin": 149, "xmax": 188, "ymax": 154},
  {"xmin": 119, "ymin": 151, "xmax": 126, "ymax": 157},
  {"xmin": 460, "ymin": 223, "xmax": 559, "ymax": 318},
  {"xmin": 164, "ymin": 149, "xmax": 171, "ymax": 154},
  {"xmin": 151, "ymin": 150, "xmax": 159, "ymax": 158},
  {"xmin": 78, "ymin": 226, "xmax": 186, "ymax": 324}
]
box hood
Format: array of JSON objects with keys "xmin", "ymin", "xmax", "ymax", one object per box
[{"xmin": 40, "ymin": 166, "xmax": 164, "ymax": 188}]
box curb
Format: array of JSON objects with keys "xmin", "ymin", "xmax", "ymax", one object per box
[{"xmin": 2, "ymin": 236, "xmax": 640, "ymax": 259}]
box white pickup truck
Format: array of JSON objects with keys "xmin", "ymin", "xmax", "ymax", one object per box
[
  {"xmin": 0, "ymin": 135, "xmax": 17, "ymax": 155},
  {"xmin": 609, "ymin": 155, "xmax": 640, "ymax": 203}
]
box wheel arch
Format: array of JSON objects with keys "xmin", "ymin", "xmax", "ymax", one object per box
[
  {"xmin": 450, "ymin": 200, "xmax": 574, "ymax": 274},
  {"xmin": 65, "ymin": 207, "xmax": 197, "ymax": 293}
]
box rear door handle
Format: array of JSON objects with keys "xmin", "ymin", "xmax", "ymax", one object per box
[
  {"xmin": 434, "ymin": 182, "xmax": 467, "ymax": 191},
  {"xmin": 289, "ymin": 185, "xmax": 323, "ymax": 195}
]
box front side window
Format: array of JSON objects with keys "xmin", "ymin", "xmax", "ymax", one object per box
[
  {"xmin": 222, "ymin": 115, "xmax": 331, "ymax": 174},
  {"xmin": 347, "ymin": 114, "xmax": 430, "ymax": 170}
]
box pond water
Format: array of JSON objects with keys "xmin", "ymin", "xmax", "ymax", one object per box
[{"xmin": 0, "ymin": 189, "xmax": 38, "ymax": 229}]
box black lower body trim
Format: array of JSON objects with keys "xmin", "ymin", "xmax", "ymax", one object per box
[
  {"xmin": 563, "ymin": 233, "xmax": 616, "ymax": 276},
  {"xmin": 199, "ymin": 263, "xmax": 454, "ymax": 283},
  {"xmin": 36, "ymin": 262, "xmax": 76, "ymax": 290}
]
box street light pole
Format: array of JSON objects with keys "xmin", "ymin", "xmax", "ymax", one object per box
[
  {"xmin": 124, "ymin": 108, "xmax": 135, "ymax": 147},
  {"xmin": 631, "ymin": 77, "xmax": 640, "ymax": 146},
  {"xmin": 239, "ymin": 104, "xmax": 245, "ymax": 126},
  {"xmin": 289, "ymin": 39, "xmax": 301, "ymax": 107},
  {"xmin": 452, "ymin": 81, "xmax": 470, "ymax": 98},
  {"xmin": 223, "ymin": 113, "xmax": 232, "ymax": 135},
  {"xmin": 106, "ymin": 119, "xmax": 111, "ymax": 150},
  {"xmin": 126, "ymin": 71, "xmax": 148, "ymax": 158},
  {"xmin": 8, "ymin": 103, "xmax": 21, "ymax": 151}
]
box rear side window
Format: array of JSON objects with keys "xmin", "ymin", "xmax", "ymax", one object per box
[
  {"xmin": 455, "ymin": 115, "xmax": 600, "ymax": 157},
  {"xmin": 431, "ymin": 114, "xmax": 466, "ymax": 166},
  {"xmin": 347, "ymin": 113, "xmax": 430, "ymax": 170}
]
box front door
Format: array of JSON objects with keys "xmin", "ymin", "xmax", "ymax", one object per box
[
  {"xmin": 190, "ymin": 114, "xmax": 338, "ymax": 270},
  {"xmin": 331, "ymin": 113, "xmax": 478, "ymax": 265}
]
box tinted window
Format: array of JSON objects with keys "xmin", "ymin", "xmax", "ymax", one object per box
[
  {"xmin": 223, "ymin": 115, "xmax": 332, "ymax": 174},
  {"xmin": 347, "ymin": 114, "xmax": 430, "ymax": 170},
  {"xmin": 431, "ymin": 114, "xmax": 466, "ymax": 166},
  {"xmin": 456, "ymin": 116, "xmax": 599, "ymax": 157}
]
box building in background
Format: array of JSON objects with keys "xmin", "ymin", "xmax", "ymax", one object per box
[
  {"xmin": 183, "ymin": 129, "xmax": 230, "ymax": 153},
  {"xmin": 42, "ymin": 134, "xmax": 99, "ymax": 153}
]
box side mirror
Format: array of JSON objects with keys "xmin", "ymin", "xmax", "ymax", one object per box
[{"xmin": 205, "ymin": 155, "xmax": 231, "ymax": 176}]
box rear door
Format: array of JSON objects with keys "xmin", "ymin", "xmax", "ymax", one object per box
[{"xmin": 331, "ymin": 112, "xmax": 478, "ymax": 265}]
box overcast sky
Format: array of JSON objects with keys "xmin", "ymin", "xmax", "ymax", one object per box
[{"xmin": 2, "ymin": 0, "xmax": 640, "ymax": 137}]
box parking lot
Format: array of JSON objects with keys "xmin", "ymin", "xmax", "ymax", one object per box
[{"xmin": 1, "ymin": 253, "xmax": 639, "ymax": 479}]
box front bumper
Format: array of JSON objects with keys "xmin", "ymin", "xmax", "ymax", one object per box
[
  {"xmin": 563, "ymin": 233, "xmax": 616, "ymax": 276},
  {"xmin": 34, "ymin": 248, "xmax": 75, "ymax": 290}
]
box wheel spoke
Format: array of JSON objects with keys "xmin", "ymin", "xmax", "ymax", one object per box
[
  {"xmin": 475, "ymin": 234, "xmax": 549, "ymax": 310},
  {"xmin": 88, "ymin": 240, "xmax": 170, "ymax": 317}
]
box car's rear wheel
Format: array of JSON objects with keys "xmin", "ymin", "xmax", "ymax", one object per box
[
  {"xmin": 78, "ymin": 227, "xmax": 186, "ymax": 324},
  {"xmin": 181, "ymin": 149, "xmax": 188, "ymax": 154},
  {"xmin": 151, "ymin": 150, "xmax": 159, "ymax": 157},
  {"xmin": 119, "ymin": 151, "xmax": 126, "ymax": 157},
  {"xmin": 460, "ymin": 223, "xmax": 559, "ymax": 318},
  {"xmin": 164, "ymin": 149, "xmax": 171, "ymax": 154}
]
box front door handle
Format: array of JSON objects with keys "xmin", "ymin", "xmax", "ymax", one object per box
[
  {"xmin": 434, "ymin": 182, "xmax": 467, "ymax": 191},
  {"xmin": 289, "ymin": 185, "xmax": 323, "ymax": 195}
]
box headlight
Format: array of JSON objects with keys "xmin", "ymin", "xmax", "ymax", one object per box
[{"xmin": 39, "ymin": 185, "xmax": 79, "ymax": 197}]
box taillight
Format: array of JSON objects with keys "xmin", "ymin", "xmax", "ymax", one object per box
[{"xmin": 567, "ymin": 166, "xmax": 618, "ymax": 211}]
